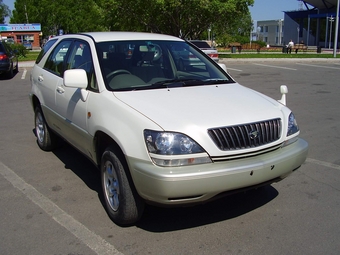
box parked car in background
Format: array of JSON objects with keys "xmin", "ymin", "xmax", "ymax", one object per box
[
  {"xmin": 4, "ymin": 38, "xmax": 15, "ymax": 44},
  {"xmin": 189, "ymin": 40, "xmax": 219, "ymax": 62},
  {"xmin": 29, "ymin": 32, "xmax": 308, "ymax": 226},
  {"xmin": 23, "ymin": 41, "xmax": 33, "ymax": 50},
  {"xmin": 0, "ymin": 41, "xmax": 18, "ymax": 79}
]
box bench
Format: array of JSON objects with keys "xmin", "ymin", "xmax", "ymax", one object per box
[
  {"xmin": 228, "ymin": 43, "xmax": 242, "ymax": 53},
  {"xmin": 241, "ymin": 43, "xmax": 262, "ymax": 52},
  {"xmin": 291, "ymin": 44, "xmax": 308, "ymax": 53},
  {"xmin": 229, "ymin": 43, "xmax": 265, "ymax": 53}
]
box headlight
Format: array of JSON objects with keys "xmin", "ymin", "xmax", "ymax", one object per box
[
  {"xmin": 144, "ymin": 130, "xmax": 211, "ymax": 166},
  {"xmin": 287, "ymin": 112, "xmax": 299, "ymax": 136}
]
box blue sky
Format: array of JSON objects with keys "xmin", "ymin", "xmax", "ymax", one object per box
[
  {"xmin": 250, "ymin": 0, "xmax": 306, "ymax": 21},
  {"xmin": 3, "ymin": 0, "xmax": 14, "ymax": 23},
  {"xmin": 3, "ymin": 0, "xmax": 307, "ymax": 24},
  {"xmin": 3, "ymin": 0, "xmax": 14, "ymax": 11}
]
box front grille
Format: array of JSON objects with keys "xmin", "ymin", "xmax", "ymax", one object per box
[{"xmin": 208, "ymin": 118, "xmax": 281, "ymax": 151}]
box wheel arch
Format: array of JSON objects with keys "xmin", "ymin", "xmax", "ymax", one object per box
[
  {"xmin": 94, "ymin": 130, "xmax": 141, "ymax": 196},
  {"xmin": 30, "ymin": 94, "xmax": 41, "ymax": 111},
  {"xmin": 95, "ymin": 131, "xmax": 127, "ymax": 169}
]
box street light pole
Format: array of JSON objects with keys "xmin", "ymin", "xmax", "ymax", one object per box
[
  {"xmin": 334, "ymin": 0, "xmax": 339, "ymax": 57},
  {"xmin": 329, "ymin": 16, "xmax": 334, "ymax": 49},
  {"xmin": 257, "ymin": 27, "xmax": 261, "ymax": 41},
  {"xmin": 278, "ymin": 19, "xmax": 283, "ymax": 45},
  {"xmin": 208, "ymin": 26, "xmax": 211, "ymax": 44},
  {"xmin": 297, "ymin": 27, "xmax": 300, "ymax": 44}
]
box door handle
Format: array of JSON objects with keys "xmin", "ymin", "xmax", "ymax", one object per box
[
  {"xmin": 56, "ymin": 86, "xmax": 65, "ymax": 94},
  {"xmin": 38, "ymin": 75, "xmax": 44, "ymax": 82}
]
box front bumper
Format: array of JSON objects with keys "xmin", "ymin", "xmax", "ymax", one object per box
[{"xmin": 128, "ymin": 138, "xmax": 308, "ymax": 205}]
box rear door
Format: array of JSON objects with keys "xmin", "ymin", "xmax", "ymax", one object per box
[{"xmin": 32, "ymin": 39, "xmax": 73, "ymax": 131}]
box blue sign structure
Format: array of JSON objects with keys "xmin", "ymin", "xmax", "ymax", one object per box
[{"xmin": 0, "ymin": 24, "xmax": 41, "ymax": 32}]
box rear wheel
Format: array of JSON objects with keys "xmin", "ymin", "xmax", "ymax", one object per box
[
  {"xmin": 6, "ymin": 64, "xmax": 13, "ymax": 79},
  {"xmin": 14, "ymin": 60, "xmax": 18, "ymax": 73},
  {"xmin": 101, "ymin": 146, "xmax": 144, "ymax": 226},
  {"xmin": 34, "ymin": 107, "xmax": 58, "ymax": 151}
]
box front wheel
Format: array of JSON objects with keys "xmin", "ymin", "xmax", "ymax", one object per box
[
  {"xmin": 101, "ymin": 147, "xmax": 144, "ymax": 226},
  {"xmin": 34, "ymin": 107, "xmax": 58, "ymax": 151}
]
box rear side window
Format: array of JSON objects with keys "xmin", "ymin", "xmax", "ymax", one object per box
[
  {"xmin": 0, "ymin": 43, "xmax": 5, "ymax": 52},
  {"xmin": 35, "ymin": 39, "xmax": 58, "ymax": 64},
  {"xmin": 190, "ymin": 41, "xmax": 211, "ymax": 48},
  {"xmin": 43, "ymin": 40, "xmax": 72, "ymax": 76}
]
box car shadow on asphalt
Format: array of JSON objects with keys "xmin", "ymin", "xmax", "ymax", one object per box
[
  {"xmin": 138, "ymin": 186, "xmax": 278, "ymax": 232},
  {"xmin": 0, "ymin": 71, "xmax": 18, "ymax": 80},
  {"xmin": 51, "ymin": 140, "xmax": 102, "ymax": 193},
  {"xmin": 51, "ymin": 141, "xmax": 278, "ymax": 232}
]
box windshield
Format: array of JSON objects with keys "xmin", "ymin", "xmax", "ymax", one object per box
[{"xmin": 96, "ymin": 40, "xmax": 233, "ymax": 91}]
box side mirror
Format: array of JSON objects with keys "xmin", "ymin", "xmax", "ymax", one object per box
[
  {"xmin": 278, "ymin": 85, "xmax": 288, "ymax": 105},
  {"xmin": 64, "ymin": 69, "xmax": 88, "ymax": 89}
]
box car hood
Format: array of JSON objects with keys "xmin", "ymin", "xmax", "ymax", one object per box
[{"xmin": 114, "ymin": 83, "xmax": 285, "ymax": 133}]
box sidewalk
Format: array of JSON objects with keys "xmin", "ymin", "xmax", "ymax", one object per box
[{"xmin": 19, "ymin": 61, "xmax": 35, "ymax": 67}]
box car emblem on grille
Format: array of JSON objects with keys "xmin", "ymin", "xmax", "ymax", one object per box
[{"xmin": 249, "ymin": 130, "xmax": 259, "ymax": 140}]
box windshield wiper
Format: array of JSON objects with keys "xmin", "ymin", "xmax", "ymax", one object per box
[
  {"xmin": 150, "ymin": 79, "xmax": 206, "ymax": 88},
  {"xmin": 114, "ymin": 78, "xmax": 232, "ymax": 91},
  {"xmin": 201, "ymin": 79, "xmax": 231, "ymax": 85}
]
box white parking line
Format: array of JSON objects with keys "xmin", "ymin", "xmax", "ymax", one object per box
[
  {"xmin": 306, "ymin": 158, "xmax": 340, "ymax": 170},
  {"xmin": 0, "ymin": 161, "xmax": 124, "ymax": 255},
  {"xmin": 252, "ymin": 63, "xmax": 297, "ymax": 71},
  {"xmin": 296, "ymin": 63, "xmax": 340, "ymax": 70},
  {"xmin": 227, "ymin": 68, "xmax": 243, "ymax": 72},
  {"xmin": 21, "ymin": 69, "xmax": 27, "ymax": 79}
]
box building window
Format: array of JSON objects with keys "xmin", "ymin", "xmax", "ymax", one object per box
[{"xmin": 16, "ymin": 34, "xmax": 34, "ymax": 43}]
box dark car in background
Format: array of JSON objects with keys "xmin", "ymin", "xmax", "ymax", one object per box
[
  {"xmin": 189, "ymin": 40, "xmax": 219, "ymax": 62},
  {"xmin": 0, "ymin": 41, "xmax": 18, "ymax": 79}
]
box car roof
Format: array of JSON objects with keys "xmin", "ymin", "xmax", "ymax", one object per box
[{"xmin": 54, "ymin": 32, "xmax": 184, "ymax": 43}]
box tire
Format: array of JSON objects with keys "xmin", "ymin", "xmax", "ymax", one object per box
[
  {"xmin": 34, "ymin": 107, "xmax": 58, "ymax": 151},
  {"xmin": 6, "ymin": 64, "xmax": 13, "ymax": 79},
  {"xmin": 14, "ymin": 60, "xmax": 19, "ymax": 73},
  {"xmin": 101, "ymin": 147, "xmax": 144, "ymax": 226}
]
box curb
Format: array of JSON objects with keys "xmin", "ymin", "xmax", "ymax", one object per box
[
  {"xmin": 19, "ymin": 58, "xmax": 340, "ymax": 68},
  {"xmin": 221, "ymin": 58, "xmax": 340, "ymax": 63}
]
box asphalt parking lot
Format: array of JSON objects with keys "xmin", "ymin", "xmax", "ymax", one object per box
[{"xmin": 0, "ymin": 59, "xmax": 340, "ymax": 255}]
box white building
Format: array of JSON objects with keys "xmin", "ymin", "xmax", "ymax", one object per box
[{"xmin": 256, "ymin": 19, "xmax": 284, "ymax": 46}]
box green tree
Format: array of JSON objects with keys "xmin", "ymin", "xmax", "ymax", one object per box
[
  {"xmin": 109, "ymin": 0, "xmax": 254, "ymax": 39},
  {"xmin": 11, "ymin": 0, "xmax": 106, "ymax": 37},
  {"xmin": 0, "ymin": 0, "xmax": 11, "ymax": 23},
  {"xmin": 9, "ymin": 0, "xmax": 254, "ymax": 40}
]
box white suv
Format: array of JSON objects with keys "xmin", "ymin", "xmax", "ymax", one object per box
[{"xmin": 30, "ymin": 32, "xmax": 308, "ymax": 226}]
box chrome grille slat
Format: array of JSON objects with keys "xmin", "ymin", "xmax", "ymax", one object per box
[{"xmin": 208, "ymin": 118, "xmax": 281, "ymax": 151}]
